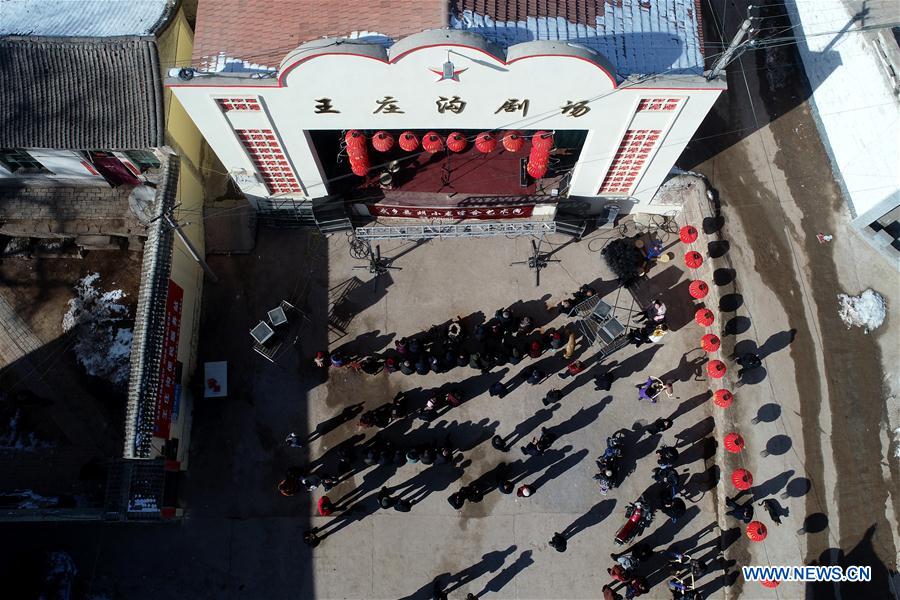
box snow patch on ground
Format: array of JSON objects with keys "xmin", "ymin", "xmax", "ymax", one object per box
[
  {"xmin": 837, "ymin": 289, "xmax": 887, "ymax": 333},
  {"xmin": 894, "ymin": 427, "xmax": 900, "ymax": 459},
  {"xmin": 62, "ymin": 273, "xmax": 133, "ymax": 389}
]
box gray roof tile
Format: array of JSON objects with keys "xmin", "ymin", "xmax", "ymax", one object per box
[{"xmin": 0, "ymin": 37, "xmax": 164, "ymax": 149}]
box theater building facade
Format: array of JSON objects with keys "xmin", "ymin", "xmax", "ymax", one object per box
[{"xmin": 169, "ymin": 29, "xmax": 724, "ymax": 227}]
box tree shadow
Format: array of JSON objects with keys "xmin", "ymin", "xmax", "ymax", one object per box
[{"xmin": 808, "ymin": 525, "xmax": 895, "ymax": 600}]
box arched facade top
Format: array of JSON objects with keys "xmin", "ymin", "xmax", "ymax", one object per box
[{"xmin": 278, "ymin": 29, "xmax": 617, "ymax": 89}]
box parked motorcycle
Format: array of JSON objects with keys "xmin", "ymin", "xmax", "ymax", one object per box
[
  {"xmin": 615, "ymin": 497, "xmax": 654, "ymax": 545},
  {"xmin": 594, "ymin": 456, "xmax": 619, "ymax": 495}
]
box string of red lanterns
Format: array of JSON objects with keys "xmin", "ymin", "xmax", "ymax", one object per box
[{"xmin": 527, "ymin": 130, "xmax": 553, "ymax": 179}]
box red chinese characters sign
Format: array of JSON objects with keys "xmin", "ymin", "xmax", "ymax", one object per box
[
  {"xmin": 369, "ymin": 205, "xmax": 534, "ymax": 220},
  {"xmin": 154, "ymin": 280, "xmax": 184, "ymax": 439}
]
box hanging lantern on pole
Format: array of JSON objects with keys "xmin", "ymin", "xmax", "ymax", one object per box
[
  {"xmin": 345, "ymin": 129, "xmax": 366, "ymax": 150},
  {"xmin": 760, "ymin": 580, "xmax": 780, "ymax": 589},
  {"xmin": 422, "ymin": 132, "xmax": 444, "ymax": 153},
  {"xmin": 701, "ymin": 333, "xmax": 721, "ymax": 352},
  {"xmin": 684, "ymin": 251, "xmax": 704, "ymax": 269},
  {"xmin": 707, "ymin": 359, "xmax": 727, "ymax": 378},
  {"xmin": 475, "ymin": 132, "xmax": 497, "ymax": 154},
  {"xmin": 680, "ymin": 225, "xmax": 699, "ymax": 244},
  {"xmin": 731, "ymin": 468, "xmax": 753, "ymax": 490},
  {"xmin": 724, "ymin": 432, "xmax": 745, "ymax": 453},
  {"xmin": 371, "ymin": 131, "xmax": 394, "ymax": 152},
  {"xmin": 398, "ymin": 131, "xmax": 419, "ymax": 152},
  {"xmin": 531, "ymin": 130, "xmax": 554, "ymax": 151},
  {"xmin": 689, "ymin": 280, "xmax": 709, "ymax": 299},
  {"xmin": 746, "ymin": 521, "xmax": 768, "ymax": 542},
  {"xmin": 695, "ymin": 308, "xmax": 715, "ymax": 326},
  {"xmin": 447, "ymin": 132, "xmax": 467, "ymax": 153},
  {"xmin": 502, "ymin": 131, "xmax": 525, "ymax": 152},
  {"xmin": 713, "ymin": 389, "xmax": 734, "ymax": 408}
]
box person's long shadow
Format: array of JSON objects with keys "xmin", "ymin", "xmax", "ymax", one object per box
[
  {"xmin": 443, "ymin": 545, "xmax": 518, "ymax": 594},
  {"xmin": 614, "ymin": 344, "xmax": 663, "ymax": 378},
  {"xmin": 642, "ymin": 505, "xmax": 702, "ymax": 549},
  {"xmin": 528, "ymin": 448, "xmax": 589, "ymax": 491},
  {"xmin": 757, "ymin": 328, "xmax": 797, "ymax": 359},
  {"xmin": 508, "ymin": 445, "xmax": 573, "ymax": 484},
  {"xmin": 666, "ymin": 391, "xmax": 710, "ymax": 422},
  {"xmin": 548, "ymin": 396, "xmax": 612, "ymax": 438},
  {"xmin": 659, "ymin": 349, "xmax": 707, "ymax": 383},
  {"xmin": 500, "ymin": 403, "xmax": 561, "ymax": 449},
  {"xmin": 394, "ymin": 458, "xmax": 472, "ymax": 506},
  {"xmin": 673, "ymin": 417, "xmax": 715, "ymax": 449},
  {"xmin": 560, "ymin": 498, "xmax": 617, "ymax": 539},
  {"xmin": 475, "ymin": 549, "xmax": 535, "ymax": 597},
  {"xmin": 300, "ymin": 402, "xmax": 364, "ymax": 447}
]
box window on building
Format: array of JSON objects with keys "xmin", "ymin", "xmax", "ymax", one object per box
[
  {"xmin": 124, "ymin": 150, "xmax": 162, "ymax": 171},
  {"xmin": 217, "ymin": 98, "xmax": 262, "ymax": 112},
  {"xmin": 0, "ymin": 149, "xmax": 50, "ymax": 174}
]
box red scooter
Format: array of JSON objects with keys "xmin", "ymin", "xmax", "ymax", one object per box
[{"xmin": 615, "ymin": 497, "xmax": 654, "ymax": 545}]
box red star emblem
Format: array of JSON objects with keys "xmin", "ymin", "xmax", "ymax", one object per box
[{"xmin": 429, "ymin": 66, "xmax": 468, "ymax": 82}]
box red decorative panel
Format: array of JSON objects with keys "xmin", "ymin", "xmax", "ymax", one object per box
[
  {"xmin": 370, "ymin": 205, "xmax": 534, "ymax": 220},
  {"xmin": 637, "ymin": 98, "xmax": 681, "ymax": 111},
  {"xmin": 598, "ymin": 129, "xmax": 662, "ymax": 195},
  {"xmin": 234, "ymin": 128, "xmax": 303, "ymax": 195},
  {"xmin": 154, "ymin": 280, "xmax": 183, "ymax": 439},
  {"xmin": 217, "ymin": 97, "xmax": 261, "ymax": 111}
]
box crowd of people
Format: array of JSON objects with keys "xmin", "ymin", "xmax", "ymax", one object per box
[{"xmin": 280, "ymin": 282, "xmax": 723, "ymax": 599}]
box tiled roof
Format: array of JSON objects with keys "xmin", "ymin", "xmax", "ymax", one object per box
[
  {"xmin": 192, "ymin": 0, "xmax": 447, "ymax": 72},
  {"xmin": 451, "ymin": 0, "xmax": 706, "ymax": 76},
  {"xmin": 0, "ymin": 0, "xmax": 173, "ymax": 37},
  {"xmin": 0, "ymin": 37, "xmax": 164, "ymax": 149}
]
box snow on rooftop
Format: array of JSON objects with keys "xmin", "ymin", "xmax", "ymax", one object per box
[
  {"xmin": 0, "ymin": 0, "xmax": 170, "ymax": 37},
  {"xmin": 450, "ymin": 1, "xmax": 705, "ymax": 77}
]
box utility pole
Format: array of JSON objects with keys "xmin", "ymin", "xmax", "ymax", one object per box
[
  {"xmin": 707, "ymin": 18, "xmax": 753, "ymax": 80},
  {"xmin": 161, "ymin": 211, "xmax": 219, "ymax": 283}
]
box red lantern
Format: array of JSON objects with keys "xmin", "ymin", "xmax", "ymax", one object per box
[
  {"xmin": 447, "ymin": 132, "xmax": 466, "ymax": 153},
  {"xmin": 527, "ymin": 161, "xmax": 548, "ymax": 179},
  {"xmin": 713, "ymin": 389, "xmax": 734, "ymax": 408},
  {"xmin": 422, "ymin": 132, "xmax": 444, "ymax": 153},
  {"xmin": 724, "ymin": 432, "xmax": 745, "ymax": 453},
  {"xmin": 695, "ymin": 308, "xmax": 715, "ymax": 327},
  {"xmin": 475, "ymin": 132, "xmax": 497, "ymax": 154},
  {"xmin": 731, "ymin": 468, "xmax": 753, "ymax": 490},
  {"xmin": 398, "ymin": 131, "xmax": 419, "ymax": 152},
  {"xmin": 372, "ymin": 131, "xmax": 394, "ymax": 152},
  {"xmin": 760, "ymin": 580, "xmax": 780, "ymax": 589},
  {"xmin": 684, "ymin": 251, "xmax": 704, "ymax": 269},
  {"xmin": 531, "ymin": 131, "xmax": 554, "ymax": 151},
  {"xmin": 689, "ymin": 280, "xmax": 709, "ymax": 299},
  {"xmin": 707, "ymin": 359, "xmax": 727, "ymax": 378},
  {"xmin": 348, "ymin": 142, "xmax": 369, "ymax": 177},
  {"xmin": 701, "ymin": 334, "xmax": 721, "ymax": 352},
  {"xmin": 502, "ymin": 131, "xmax": 525, "ymax": 152},
  {"xmin": 680, "ymin": 225, "xmax": 699, "ymax": 244},
  {"xmin": 746, "ymin": 521, "xmax": 768, "ymax": 542},
  {"xmin": 345, "ymin": 130, "xmax": 366, "ymax": 149}
]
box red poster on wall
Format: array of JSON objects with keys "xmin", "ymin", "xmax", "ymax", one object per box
[
  {"xmin": 369, "ymin": 204, "xmax": 534, "ymax": 220},
  {"xmin": 154, "ymin": 280, "xmax": 184, "ymax": 439}
]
